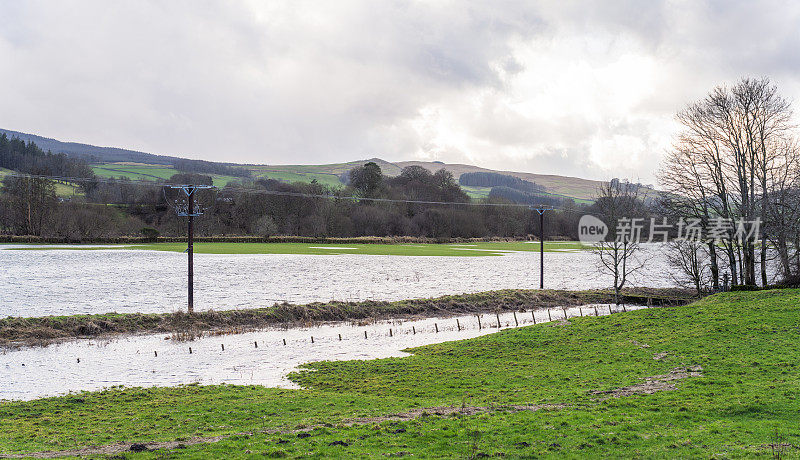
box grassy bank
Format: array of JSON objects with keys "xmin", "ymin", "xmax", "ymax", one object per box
[
  {"xmin": 0, "ymin": 289, "xmax": 797, "ymax": 458},
  {"xmin": 0, "ymin": 288, "xmax": 691, "ymax": 347},
  {"xmin": 4, "ymin": 240, "xmax": 590, "ymax": 256}
]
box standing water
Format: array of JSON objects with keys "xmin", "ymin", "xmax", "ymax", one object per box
[
  {"xmin": 0, "ymin": 245, "xmax": 674, "ymax": 317},
  {"xmin": 0, "ymin": 305, "xmax": 645, "ymax": 400}
]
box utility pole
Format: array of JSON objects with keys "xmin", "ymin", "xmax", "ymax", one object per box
[
  {"xmin": 167, "ymin": 184, "xmax": 214, "ymax": 314},
  {"xmin": 531, "ymin": 206, "xmax": 552, "ymax": 289},
  {"xmin": 188, "ymin": 210, "xmax": 194, "ymax": 313}
]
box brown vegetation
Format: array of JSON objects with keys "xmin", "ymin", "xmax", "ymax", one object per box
[{"xmin": 0, "ymin": 288, "xmax": 695, "ymax": 347}]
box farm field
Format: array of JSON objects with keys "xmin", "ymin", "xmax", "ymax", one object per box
[
  {"xmin": 0, "ymin": 289, "xmax": 797, "ymax": 457},
  {"xmin": 9, "ymin": 241, "xmax": 591, "ymax": 256},
  {"xmin": 0, "ymin": 167, "xmax": 83, "ymax": 197},
  {"xmin": 460, "ymin": 184, "xmax": 595, "ymax": 205},
  {"xmin": 247, "ymin": 168, "xmax": 345, "ymax": 188},
  {"xmin": 91, "ymin": 163, "xmax": 241, "ymax": 187}
]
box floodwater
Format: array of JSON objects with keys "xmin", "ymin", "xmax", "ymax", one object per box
[
  {"xmin": 0, "ymin": 245, "xmax": 675, "ymax": 317},
  {"xmin": 0, "ymin": 305, "xmax": 646, "ymax": 401}
]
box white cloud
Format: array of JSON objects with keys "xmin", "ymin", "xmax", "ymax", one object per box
[{"xmin": 1, "ymin": 0, "xmax": 800, "ymax": 183}]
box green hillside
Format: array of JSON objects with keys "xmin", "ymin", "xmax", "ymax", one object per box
[{"xmin": 91, "ymin": 163, "xmax": 241, "ymax": 187}]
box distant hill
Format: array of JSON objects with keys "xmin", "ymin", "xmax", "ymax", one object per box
[
  {"xmin": 0, "ymin": 128, "xmax": 180, "ymax": 165},
  {"xmin": 395, "ymin": 160, "xmax": 604, "ymax": 201},
  {"xmin": 1, "ymin": 128, "xmax": 634, "ymax": 201}
]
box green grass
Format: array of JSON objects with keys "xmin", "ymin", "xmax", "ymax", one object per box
[
  {"xmin": 253, "ymin": 170, "xmax": 345, "ymax": 188},
  {"xmin": 461, "ymin": 185, "xmax": 493, "ymax": 199},
  {"xmin": 460, "ymin": 185, "xmax": 595, "ymax": 205},
  {"xmin": 1, "ymin": 289, "xmax": 798, "ymax": 457},
  {"xmin": 91, "ymin": 163, "xmax": 241, "ymax": 187},
  {"xmin": 8, "ymin": 241, "xmax": 590, "ymax": 256}
]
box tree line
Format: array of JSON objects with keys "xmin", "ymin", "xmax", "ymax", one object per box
[
  {"xmin": 0, "ymin": 161, "xmax": 588, "ymax": 241},
  {"xmin": 0, "ymin": 133, "xmax": 95, "ymax": 178},
  {"xmin": 658, "ymin": 77, "xmax": 800, "ymax": 290}
]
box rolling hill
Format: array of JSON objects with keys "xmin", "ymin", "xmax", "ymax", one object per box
[{"xmin": 1, "ymin": 128, "xmax": 614, "ymax": 201}]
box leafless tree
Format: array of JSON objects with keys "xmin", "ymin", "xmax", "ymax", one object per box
[
  {"xmin": 594, "ymin": 180, "xmax": 646, "ymax": 304},
  {"xmin": 660, "ymin": 77, "xmax": 797, "ymax": 286},
  {"xmin": 665, "ymin": 240, "xmax": 710, "ymax": 295}
]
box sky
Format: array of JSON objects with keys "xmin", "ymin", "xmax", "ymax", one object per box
[{"xmin": 2, "ymin": 1, "xmax": 800, "ymax": 184}]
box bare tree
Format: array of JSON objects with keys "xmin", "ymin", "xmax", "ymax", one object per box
[
  {"xmin": 665, "ymin": 240, "xmax": 710, "ymax": 295},
  {"xmin": 1, "ymin": 176, "xmax": 57, "ymax": 236},
  {"xmin": 660, "ymin": 77, "xmax": 797, "ymax": 287},
  {"xmin": 594, "ymin": 180, "xmax": 646, "ymax": 304}
]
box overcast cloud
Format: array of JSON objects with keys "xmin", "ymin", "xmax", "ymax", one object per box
[{"xmin": 2, "ymin": 0, "xmax": 800, "ymax": 183}]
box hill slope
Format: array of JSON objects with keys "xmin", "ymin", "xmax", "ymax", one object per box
[
  {"xmin": 0, "ymin": 128, "xmax": 180, "ymax": 165},
  {"xmin": 396, "ymin": 160, "xmax": 604, "ymax": 201},
  {"xmin": 1, "ymin": 128, "xmax": 610, "ymax": 201}
]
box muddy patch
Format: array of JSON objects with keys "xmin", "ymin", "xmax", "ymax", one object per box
[
  {"xmin": 591, "ymin": 366, "xmax": 703, "ymax": 400},
  {"xmin": 344, "ymin": 403, "xmax": 566, "ymax": 424},
  {"xmin": 548, "ymin": 319, "xmax": 571, "ymax": 327}
]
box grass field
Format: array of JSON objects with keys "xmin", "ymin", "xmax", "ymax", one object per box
[
  {"xmin": 460, "ymin": 185, "xmax": 595, "ymax": 205},
  {"xmin": 250, "ymin": 169, "xmax": 345, "ymax": 188},
  {"xmin": 91, "ymin": 163, "xmax": 241, "ymax": 187},
  {"xmin": 9, "ymin": 241, "xmax": 590, "ymax": 256},
  {"xmin": 0, "ymin": 167, "xmax": 83, "ymax": 197},
  {"xmin": 0, "ymin": 289, "xmax": 797, "ymax": 457}
]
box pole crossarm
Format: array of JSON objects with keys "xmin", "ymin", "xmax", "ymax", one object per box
[{"xmin": 165, "ymin": 185, "xmax": 216, "ymax": 217}]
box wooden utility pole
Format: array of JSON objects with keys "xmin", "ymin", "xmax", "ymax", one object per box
[
  {"xmin": 166, "ymin": 184, "xmax": 214, "ymax": 315},
  {"xmin": 539, "ymin": 209, "xmax": 544, "ymax": 289},
  {"xmin": 188, "ymin": 211, "xmax": 194, "ymax": 313},
  {"xmin": 531, "ymin": 206, "xmax": 551, "ymax": 289}
]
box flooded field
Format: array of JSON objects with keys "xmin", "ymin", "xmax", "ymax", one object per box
[
  {"xmin": 0, "ymin": 304, "xmax": 644, "ymax": 401},
  {"xmin": 0, "ymin": 245, "xmax": 674, "ymax": 317}
]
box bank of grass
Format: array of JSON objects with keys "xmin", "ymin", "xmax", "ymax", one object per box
[
  {"xmin": 0, "ymin": 289, "xmax": 797, "ymax": 458},
  {"xmin": 5, "ymin": 240, "xmax": 591, "ymax": 256},
  {"xmin": 0, "ymin": 288, "xmax": 689, "ymax": 347}
]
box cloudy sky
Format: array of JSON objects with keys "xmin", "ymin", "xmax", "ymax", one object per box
[{"xmin": 2, "ymin": 0, "xmax": 800, "ymax": 183}]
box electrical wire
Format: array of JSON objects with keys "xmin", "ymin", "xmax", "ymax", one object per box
[{"xmin": 7, "ymin": 172, "xmax": 588, "ymax": 213}]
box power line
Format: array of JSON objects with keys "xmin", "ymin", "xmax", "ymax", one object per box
[{"xmin": 6, "ymin": 172, "xmax": 593, "ymax": 213}]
